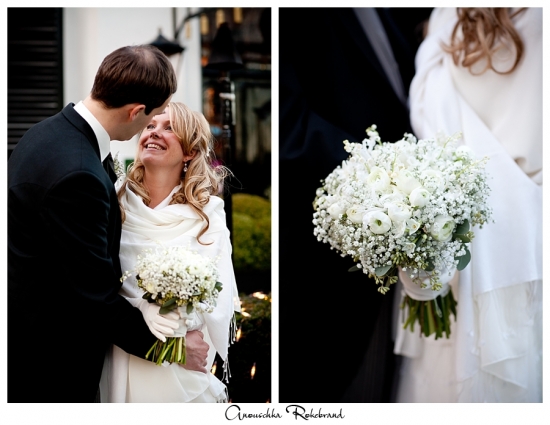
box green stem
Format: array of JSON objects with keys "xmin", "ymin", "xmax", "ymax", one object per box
[{"xmin": 401, "ymin": 290, "xmax": 458, "ymax": 340}]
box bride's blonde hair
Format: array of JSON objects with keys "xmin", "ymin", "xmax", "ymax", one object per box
[
  {"xmin": 444, "ymin": 8, "xmax": 525, "ymax": 75},
  {"xmin": 118, "ymin": 102, "xmax": 230, "ymax": 243}
]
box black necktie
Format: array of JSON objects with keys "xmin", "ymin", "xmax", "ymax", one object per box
[{"xmin": 102, "ymin": 153, "xmax": 117, "ymax": 184}]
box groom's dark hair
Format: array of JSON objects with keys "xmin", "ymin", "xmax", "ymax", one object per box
[{"xmin": 91, "ymin": 45, "xmax": 177, "ymax": 115}]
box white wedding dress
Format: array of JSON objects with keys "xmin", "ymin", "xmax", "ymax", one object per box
[
  {"xmin": 394, "ymin": 8, "xmax": 542, "ymax": 402},
  {"xmin": 100, "ymin": 183, "xmax": 240, "ymax": 402}
]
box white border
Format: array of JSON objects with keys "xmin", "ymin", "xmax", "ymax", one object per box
[{"xmin": 3, "ymin": 2, "xmax": 549, "ymax": 424}]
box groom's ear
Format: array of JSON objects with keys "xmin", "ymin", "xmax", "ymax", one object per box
[{"xmin": 129, "ymin": 104, "xmax": 146, "ymax": 121}]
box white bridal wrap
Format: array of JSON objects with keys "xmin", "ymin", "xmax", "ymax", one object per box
[
  {"xmin": 394, "ymin": 8, "xmax": 542, "ymax": 402},
  {"xmin": 100, "ymin": 183, "xmax": 240, "ymax": 403}
]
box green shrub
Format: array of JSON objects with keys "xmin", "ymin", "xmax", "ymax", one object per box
[
  {"xmin": 213, "ymin": 292, "xmax": 271, "ymax": 402},
  {"xmin": 232, "ymin": 194, "xmax": 271, "ymax": 272}
]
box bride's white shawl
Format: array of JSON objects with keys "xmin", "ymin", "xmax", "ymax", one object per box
[
  {"xmin": 101, "ymin": 183, "xmax": 240, "ymax": 402},
  {"xmin": 394, "ymin": 8, "xmax": 542, "ymax": 402},
  {"xmin": 118, "ymin": 183, "xmax": 240, "ymax": 358}
]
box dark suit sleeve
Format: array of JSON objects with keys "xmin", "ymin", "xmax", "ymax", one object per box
[
  {"xmin": 43, "ymin": 169, "xmax": 157, "ymax": 357},
  {"xmin": 278, "ymin": 8, "xmax": 433, "ymax": 402}
]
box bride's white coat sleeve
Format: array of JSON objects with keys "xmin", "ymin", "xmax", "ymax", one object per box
[{"xmin": 394, "ymin": 8, "xmax": 542, "ymax": 402}]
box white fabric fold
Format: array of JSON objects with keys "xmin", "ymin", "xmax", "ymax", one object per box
[
  {"xmin": 398, "ymin": 266, "xmax": 455, "ymax": 301},
  {"xmin": 394, "ymin": 7, "xmax": 542, "ymax": 402},
  {"xmin": 100, "ymin": 183, "xmax": 240, "ymax": 402}
]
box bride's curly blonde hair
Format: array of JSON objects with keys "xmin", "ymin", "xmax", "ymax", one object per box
[
  {"xmin": 118, "ymin": 102, "xmax": 230, "ymax": 243},
  {"xmin": 444, "ymin": 8, "xmax": 526, "ymax": 75}
]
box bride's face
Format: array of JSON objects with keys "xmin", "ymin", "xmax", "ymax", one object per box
[{"xmin": 137, "ymin": 109, "xmax": 188, "ymax": 173}]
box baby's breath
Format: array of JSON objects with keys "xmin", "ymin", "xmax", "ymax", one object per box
[
  {"xmin": 313, "ymin": 125, "xmax": 493, "ymax": 291},
  {"xmin": 123, "ymin": 246, "xmax": 222, "ymax": 313}
]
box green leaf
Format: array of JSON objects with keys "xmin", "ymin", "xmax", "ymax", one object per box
[
  {"xmin": 162, "ymin": 298, "xmax": 176, "ymax": 308},
  {"xmin": 456, "ymin": 246, "xmax": 471, "ymax": 271},
  {"xmin": 159, "ymin": 302, "xmax": 177, "ymax": 315},
  {"xmin": 215, "ymin": 281, "xmax": 223, "ymax": 291},
  {"xmin": 424, "ymin": 260, "xmax": 435, "ymax": 272},
  {"xmin": 454, "ymin": 233, "xmax": 471, "ymax": 243},
  {"xmin": 375, "ymin": 265, "xmax": 392, "ymax": 276},
  {"xmin": 454, "ymin": 219, "xmax": 470, "ymax": 235},
  {"xmin": 186, "ymin": 303, "xmax": 194, "ymax": 315},
  {"xmin": 348, "ymin": 265, "xmax": 360, "ymax": 272}
]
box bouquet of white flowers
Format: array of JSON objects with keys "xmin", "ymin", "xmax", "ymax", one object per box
[
  {"xmin": 122, "ymin": 245, "xmax": 223, "ymax": 365},
  {"xmin": 313, "ymin": 125, "xmax": 493, "ymax": 339}
]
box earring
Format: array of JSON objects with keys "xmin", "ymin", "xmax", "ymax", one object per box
[{"xmin": 183, "ymin": 161, "xmax": 188, "ymax": 173}]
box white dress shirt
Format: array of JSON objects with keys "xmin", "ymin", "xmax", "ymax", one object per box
[{"xmin": 73, "ymin": 101, "xmax": 111, "ymax": 162}]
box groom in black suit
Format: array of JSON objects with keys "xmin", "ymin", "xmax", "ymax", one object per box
[
  {"xmin": 8, "ymin": 45, "xmax": 208, "ymax": 402},
  {"xmin": 279, "ymin": 8, "xmax": 432, "ymax": 402}
]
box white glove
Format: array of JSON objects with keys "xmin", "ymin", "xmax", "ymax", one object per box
[{"xmin": 129, "ymin": 298, "xmax": 180, "ymax": 342}]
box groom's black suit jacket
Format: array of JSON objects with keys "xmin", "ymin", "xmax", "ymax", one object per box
[
  {"xmin": 279, "ymin": 8, "xmax": 432, "ymax": 402},
  {"xmin": 8, "ymin": 103, "xmax": 157, "ymax": 402}
]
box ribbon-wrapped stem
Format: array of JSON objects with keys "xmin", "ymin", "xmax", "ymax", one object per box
[{"xmin": 398, "ymin": 266, "xmax": 458, "ymax": 339}]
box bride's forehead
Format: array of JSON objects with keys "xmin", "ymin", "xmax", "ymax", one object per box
[{"xmin": 150, "ymin": 110, "xmax": 170, "ymax": 123}]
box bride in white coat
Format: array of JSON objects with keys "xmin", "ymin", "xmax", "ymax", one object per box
[
  {"xmin": 100, "ymin": 102, "xmax": 240, "ymax": 402},
  {"xmin": 394, "ymin": 8, "xmax": 542, "ymax": 402}
]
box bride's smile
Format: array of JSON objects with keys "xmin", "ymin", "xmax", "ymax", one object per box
[
  {"xmin": 145, "ymin": 142, "xmax": 166, "ymax": 150},
  {"xmin": 138, "ymin": 110, "xmax": 186, "ymax": 170}
]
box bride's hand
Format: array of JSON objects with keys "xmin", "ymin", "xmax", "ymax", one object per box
[
  {"xmin": 179, "ymin": 330, "xmax": 209, "ymax": 373},
  {"xmin": 131, "ymin": 299, "xmax": 180, "ymax": 342}
]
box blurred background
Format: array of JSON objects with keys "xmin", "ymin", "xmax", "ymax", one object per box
[{"xmin": 7, "ymin": 7, "xmax": 271, "ymax": 403}]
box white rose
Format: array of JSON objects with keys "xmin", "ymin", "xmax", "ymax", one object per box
[
  {"xmin": 363, "ymin": 211, "xmax": 392, "ymax": 234},
  {"xmin": 429, "ymin": 215, "xmax": 456, "ymax": 242},
  {"xmin": 380, "ymin": 187, "xmax": 406, "ymax": 205},
  {"xmin": 394, "ymin": 169, "xmax": 421, "ymax": 195},
  {"xmin": 406, "ymin": 218, "xmax": 421, "ymax": 234},
  {"xmin": 327, "ymin": 202, "xmax": 346, "ymax": 219},
  {"xmin": 409, "ymin": 187, "xmax": 430, "ymax": 207},
  {"xmin": 421, "ymin": 169, "xmax": 445, "ymax": 192},
  {"xmin": 346, "ymin": 205, "xmax": 366, "ymax": 224},
  {"xmin": 386, "ymin": 202, "xmax": 412, "ymax": 223},
  {"xmin": 367, "ymin": 166, "xmax": 391, "ymax": 191}
]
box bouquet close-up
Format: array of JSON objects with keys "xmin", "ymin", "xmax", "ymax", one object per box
[
  {"xmin": 122, "ymin": 245, "xmax": 223, "ymax": 365},
  {"xmin": 313, "ymin": 125, "xmax": 493, "ymax": 339}
]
